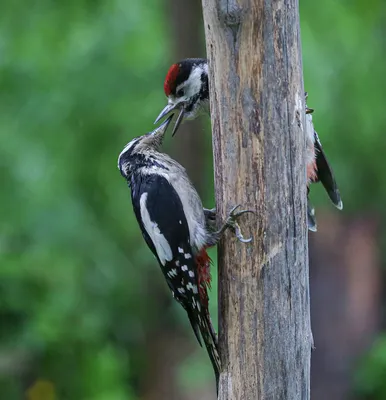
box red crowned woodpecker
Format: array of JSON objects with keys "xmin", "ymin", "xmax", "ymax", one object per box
[
  {"xmin": 118, "ymin": 116, "xmax": 252, "ymax": 388},
  {"xmin": 155, "ymin": 58, "xmax": 343, "ymax": 231}
]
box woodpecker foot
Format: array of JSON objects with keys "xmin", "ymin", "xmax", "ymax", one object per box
[
  {"xmin": 203, "ymin": 207, "xmax": 216, "ymax": 221},
  {"xmin": 203, "ymin": 207, "xmax": 216, "ymax": 231},
  {"xmin": 206, "ymin": 205, "xmax": 254, "ymax": 245},
  {"xmin": 225, "ymin": 205, "xmax": 254, "ymax": 243}
]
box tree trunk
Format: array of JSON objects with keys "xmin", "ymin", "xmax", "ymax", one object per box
[{"xmin": 201, "ymin": 1, "xmax": 311, "ymax": 399}]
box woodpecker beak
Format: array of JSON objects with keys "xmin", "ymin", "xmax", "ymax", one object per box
[
  {"xmin": 152, "ymin": 114, "xmax": 174, "ymax": 136},
  {"xmin": 171, "ymin": 107, "xmax": 185, "ymax": 137},
  {"xmin": 154, "ymin": 102, "xmax": 180, "ymax": 125},
  {"xmin": 154, "ymin": 101, "xmax": 186, "ymax": 137}
]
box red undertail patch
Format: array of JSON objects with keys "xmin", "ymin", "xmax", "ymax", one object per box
[
  {"xmin": 307, "ymin": 160, "xmax": 318, "ymax": 183},
  {"xmin": 307, "ymin": 143, "xmax": 318, "ymax": 184},
  {"xmin": 195, "ymin": 248, "xmax": 212, "ymax": 307}
]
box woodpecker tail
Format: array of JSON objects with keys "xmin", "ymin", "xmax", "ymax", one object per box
[
  {"xmin": 305, "ymin": 94, "xmax": 343, "ymax": 213},
  {"xmin": 193, "ymin": 248, "xmax": 221, "ymax": 392},
  {"xmin": 306, "ymin": 133, "xmax": 342, "ymax": 233},
  {"xmin": 200, "ymin": 311, "xmax": 220, "ymax": 392},
  {"xmin": 185, "ymin": 304, "xmax": 220, "ymax": 391},
  {"xmin": 313, "ymin": 131, "xmax": 343, "ymax": 210}
]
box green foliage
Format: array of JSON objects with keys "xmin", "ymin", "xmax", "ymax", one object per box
[
  {"xmin": 0, "ymin": 0, "xmax": 172, "ymax": 398},
  {"xmin": 354, "ymin": 336, "xmax": 386, "ymax": 398},
  {"xmin": 301, "ymin": 0, "xmax": 386, "ymax": 213}
]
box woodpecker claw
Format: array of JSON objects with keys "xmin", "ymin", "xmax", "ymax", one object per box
[
  {"xmin": 228, "ymin": 204, "xmax": 255, "ymax": 218},
  {"xmin": 204, "ymin": 205, "xmax": 254, "ymax": 246},
  {"xmin": 225, "ymin": 204, "xmax": 254, "ymax": 244},
  {"xmin": 233, "ymin": 221, "xmax": 253, "ymax": 243}
]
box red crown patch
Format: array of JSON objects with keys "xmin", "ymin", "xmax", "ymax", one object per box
[{"xmin": 164, "ymin": 64, "xmax": 180, "ymax": 96}]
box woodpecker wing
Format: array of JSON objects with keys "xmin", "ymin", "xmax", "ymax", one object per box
[
  {"xmin": 129, "ymin": 173, "xmax": 220, "ymax": 383},
  {"xmin": 313, "ymin": 131, "xmax": 343, "ymax": 210},
  {"xmin": 130, "ymin": 174, "xmax": 209, "ymax": 342}
]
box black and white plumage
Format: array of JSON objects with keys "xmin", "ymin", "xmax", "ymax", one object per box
[
  {"xmin": 118, "ymin": 116, "xmax": 252, "ymax": 387},
  {"xmin": 305, "ymin": 104, "xmax": 343, "ymax": 230},
  {"xmin": 155, "ymin": 58, "xmax": 209, "ymax": 136},
  {"xmin": 155, "ymin": 58, "xmax": 343, "ymax": 231}
]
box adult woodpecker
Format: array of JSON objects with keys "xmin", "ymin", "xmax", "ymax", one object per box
[
  {"xmin": 118, "ymin": 115, "xmax": 252, "ymax": 387},
  {"xmin": 154, "ymin": 58, "xmax": 343, "ymax": 231}
]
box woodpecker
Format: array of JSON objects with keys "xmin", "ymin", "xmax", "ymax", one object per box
[
  {"xmin": 118, "ymin": 115, "xmax": 252, "ymax": 387},
  {"xmin": 155, "ymin": 58, "xmax": 343, "ymax": 231}
]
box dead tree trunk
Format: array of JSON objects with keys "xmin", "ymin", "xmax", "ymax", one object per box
[{"xmin": 201, "ymin": 1, "xmax": 311, "ymax": 399}]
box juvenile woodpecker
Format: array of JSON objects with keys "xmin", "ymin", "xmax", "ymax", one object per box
[
  {"xmin": 155, "ymin": 58, "xmax": 343, "ymax": 231},
  {"xmin": 118, "ymin": 116, "xmax": 252, "ymax": 386}
]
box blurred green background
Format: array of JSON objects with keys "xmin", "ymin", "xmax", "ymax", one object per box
[{"xmin": 1, "ymin": 0, "xmax": 385, "ymax": 399}]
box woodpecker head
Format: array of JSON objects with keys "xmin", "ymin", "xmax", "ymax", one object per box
[
  {"xmin": 118, "ymin": 115, "xmax": 173, "ymax": 178},
  {"xmin": 154, "ymin": 58, "xmax": 209, "ymax": 136}
]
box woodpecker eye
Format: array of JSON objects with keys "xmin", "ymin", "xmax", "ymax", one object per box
[{"xmin": 176, "ymin": 88, "xmax": 185, "ymax": 97}]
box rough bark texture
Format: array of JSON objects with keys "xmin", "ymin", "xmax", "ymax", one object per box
[{"xmin": 201, "ymin": 1, "xmax": 311, "ymax": 399}]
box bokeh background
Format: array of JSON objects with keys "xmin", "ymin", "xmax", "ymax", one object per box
[{"xmin": 1, "ymin": 0, "xmax": 385, "ymax": 399}]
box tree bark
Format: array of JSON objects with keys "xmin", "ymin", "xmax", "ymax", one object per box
[{"xmin": 201, "ymin": 1, "xmax": 311, "ymax": 399}]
